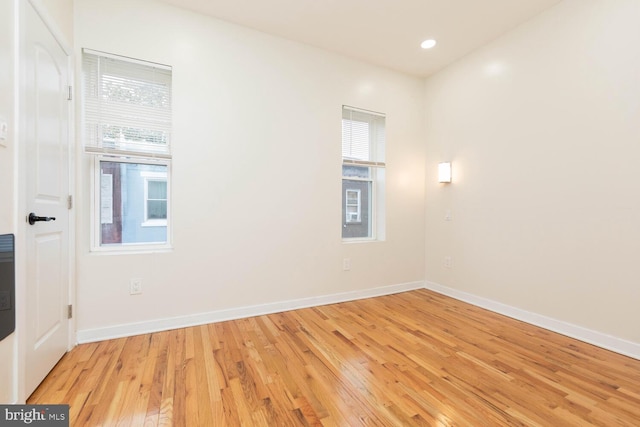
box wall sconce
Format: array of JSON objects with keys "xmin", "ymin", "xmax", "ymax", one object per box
[{"xmin": 438, "ymin": 162, "xmax": 452, "ymax": 183}]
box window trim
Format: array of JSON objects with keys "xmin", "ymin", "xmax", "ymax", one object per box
[{"xmin": 91, "ymin": 156, "xmax": 172, "ymax": 253}]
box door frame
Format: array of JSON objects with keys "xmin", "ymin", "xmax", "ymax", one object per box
[{"xmin": 16, "ymin": 0, "xmax": 75, "ymax": 403}]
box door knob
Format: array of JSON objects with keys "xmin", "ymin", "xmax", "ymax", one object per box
[{"xmin": 27, "ymin": 213, "xmax": 56, "ymax": 225}]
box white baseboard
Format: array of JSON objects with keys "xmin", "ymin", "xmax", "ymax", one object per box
[
  {"xmin": 424, "ymin": 281, "xmax": 640, "ymax": 361},
  {"xmin": 77, "ymin": 281, "xmax": 425, "ymax": 344}
]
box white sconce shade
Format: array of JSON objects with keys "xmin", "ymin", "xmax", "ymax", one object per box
[{"xmin": 438, "ymin": 162, "xmax": 452, "ymax": 183}]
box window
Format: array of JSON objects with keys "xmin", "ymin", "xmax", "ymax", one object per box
[
  {"xmin": 98, "ymin": 160, "xmax": 169, "ymax": 245},
  {"xmin": 345, "ymin": 189, "xmax": 361, "ymax": 223},
  {"xmin": 145, "ymin": 180, "xmax": 167, "ymax": 221},
  {"xmin": 83, "ymin": 50, "xmax": 172, "ymax": 250},
  {"xmin": 341, "ymin": 106, "xmax": 385, "ymax": 240},
  {"xmin": 142, "ymin": 172, "xmax": 168, "ymax": 225}
]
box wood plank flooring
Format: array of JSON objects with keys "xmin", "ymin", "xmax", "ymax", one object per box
[{"xmin": 28, "ymin": 289, "xmax": 640, "ymax": 426}]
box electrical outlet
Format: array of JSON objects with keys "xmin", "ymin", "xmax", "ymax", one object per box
[
  {"xmin": 130, "ymin": 278, "xmax": 143, "ymax": 295},
  {"xmin": 343, "ymin": 258, "xmax": 351, "ymax": 271},
  {"xmin": 443, "ymin": 256, "xmax": 453, "ymax": 269}
]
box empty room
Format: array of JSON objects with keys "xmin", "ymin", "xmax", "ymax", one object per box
[{"xmin": 1, "ymin": 0, "xmax": 640, "ymax": 425}]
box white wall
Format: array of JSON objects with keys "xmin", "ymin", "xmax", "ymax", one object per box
[
  {"xmin": 425, "ymin": 0, "xmax": 640, "ymax": 344},
  {"xmin": 74, "ymin": 0, "xmax": 425, "ymax": 337}
]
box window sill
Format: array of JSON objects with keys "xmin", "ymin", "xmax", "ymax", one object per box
[
  {"xmin": 90, "ymin": 243, "xmax": 173, "ymax": 255},
  {"xmin": 342, "ymin": 238, "xmax": 384, "ymax": 244},
  {"xmin": 141, "ymin": 220, "xmax": 167, "ymax": 227}
]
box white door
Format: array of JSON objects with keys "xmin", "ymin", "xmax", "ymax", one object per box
[{"xmin": 23, "ymin": 2, "xmax": 71, "ymax": 397}]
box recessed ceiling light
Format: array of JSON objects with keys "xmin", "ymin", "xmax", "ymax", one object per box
[{"xmin": 421, "ymin": 39, "xmax": 437, "ymax": 49}]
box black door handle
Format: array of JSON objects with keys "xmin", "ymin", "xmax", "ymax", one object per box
[{"xmin": 28, "ymin": 213, "xmax": 56, "ymax": 225}]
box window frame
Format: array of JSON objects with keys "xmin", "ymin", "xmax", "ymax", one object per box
[{"xmin": 91, "ymin": 156, "xmax": 172, "ymax": 253}]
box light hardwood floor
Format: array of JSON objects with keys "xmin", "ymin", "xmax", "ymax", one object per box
[{"xmin": 29, "ymin": 289, "xmax": 640, "ymax": 426}]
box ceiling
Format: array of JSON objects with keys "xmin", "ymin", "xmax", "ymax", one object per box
[{"xmin": 160, "ymin": 0, "xmax": 562, "ymax": 77}]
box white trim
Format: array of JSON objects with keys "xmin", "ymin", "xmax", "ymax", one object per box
[
  {"xmin": 342, "ymin": 238, "xmax": 382, "ymax": 244},
  {"xmin": 342, "ymin": 159, "xmax": 386, "ymax": 168},
  {"xmin": 342, "ymin": 105, "xmax": 385, "ymax": 118},
  {"xmin": 140, "ymin": 171, "xmax": 167, "ymax": 179},
  {"xmin": 424, "ymin": 281, "xmax": 640, "ymax": 361},
  {"xmin": 84, "ymin": 146, "xmax": 171, "ymax": 160},
  {"xmin": 141, "ymin": 219, "xmax": 167, "ymax": 228},
  {"xmin": 82, "ymin": 48, "xmax": 171, "ymax": 70},
  {"xmin": 76, "ymin": 281, "xmax": 425, "ymax": 343}
]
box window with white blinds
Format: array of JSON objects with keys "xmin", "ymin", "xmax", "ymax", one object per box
[
  {"xmin": 341, "ymin": 106, "xmax": 386, "ymax": 240},
  {"xmin": 82, "ymin": 50, "xmax": 172, "ymax": 158},
  {"xmin": 341, "ymin": 106, "xmax": 385, "ymax": 167},
  {"xmin": 83, "ymin": 50, "xmax": 173, "ymax": 251}
]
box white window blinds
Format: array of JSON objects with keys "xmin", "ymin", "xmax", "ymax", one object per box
[
  {"xmin": 341, "ymin": 106, "xmax": 385, "ymax": 167},
  {"xmin": 83, "ymin": 50, "xmax": 172, "ymax": 158}
]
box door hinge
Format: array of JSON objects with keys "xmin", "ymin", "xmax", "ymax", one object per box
[
  {"xmin": 67, "ymin": 304, "xmax": 73, "ymax": 319},
  {"xmin": 67, "ymin": 195, "xmax": 73, "ymax": 210},
  {"xmin": 67, "ymin": 85, "xmax": 73, "ymax": 101}
]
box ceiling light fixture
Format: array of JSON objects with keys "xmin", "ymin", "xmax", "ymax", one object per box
[{"xmin": 421, "ymin": 39, "xmax": 437, "ymax": 49}]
